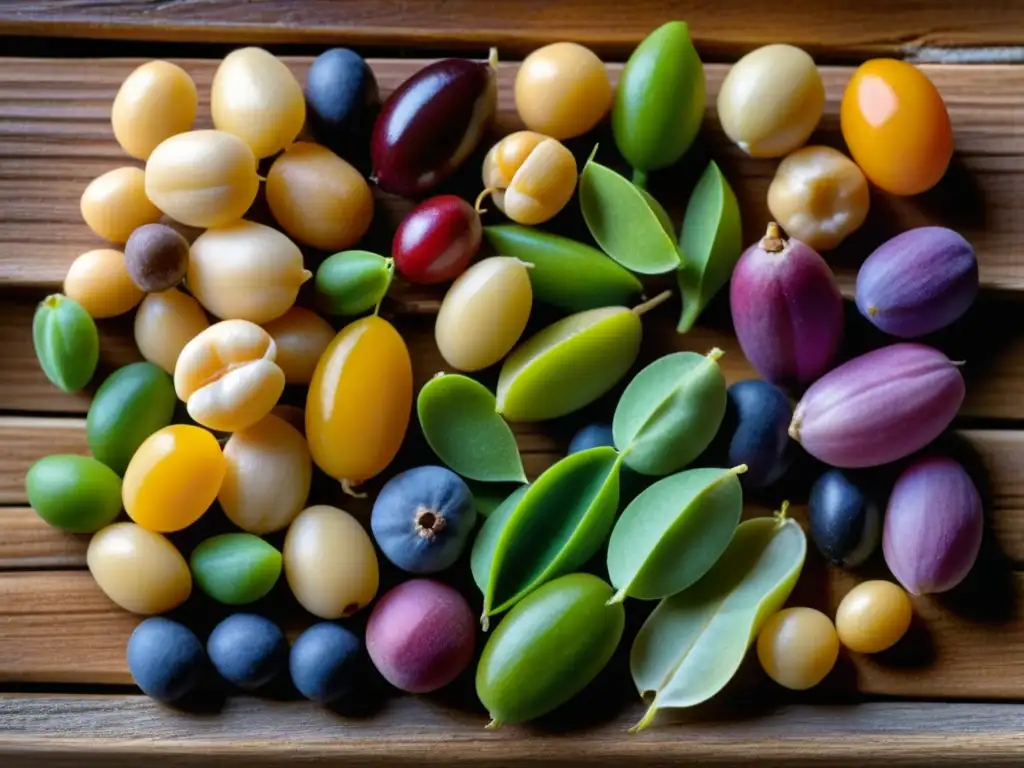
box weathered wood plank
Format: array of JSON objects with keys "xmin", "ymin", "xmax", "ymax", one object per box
[
  {"xmin": 0, "ymin": 59, "xmax": 1020, "ymax": 295},
  {"xmin": 0, "ymin": 417, "xmax": 85, "ymax": 504},
  {"xmin": 0, "ymin": 508, "xmax": 87, "ymax": 569},
  {"xmin": 0, "ymin": 1, "xmax": 1020, "ymax": 60},
  {"xmin": 2, "ymin": 697, "xmax": 1024, "ymax": 767}
]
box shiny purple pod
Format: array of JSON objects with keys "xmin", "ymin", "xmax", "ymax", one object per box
[
  {"xmin": 371, "ymin": 52, "xmax": 498, "ymax": 197},
  {"xmin": 789, "ymin": 343, "xmax": 965, "ymax": 468},
  {"xmin": 883, "ymin": 455, "xmax": 983, "ymax": 595},
  {"xmin": 856, "ymin": 226, "xmax": 978, "ymax": 339},
  {"xmin": 730, "ymin": 223, "xmax": 844, "ymax": 386}
]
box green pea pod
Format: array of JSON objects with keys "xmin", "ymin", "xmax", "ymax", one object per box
[
  {"xmin": 190, "ymin": 533, "xmax": 282, "ymax": 605},
  {"xmin": 629, "ymin": 508, "xmax": 806, "ymax": 732},
  {"xmin": 613, "ymin": 349, "xmax": 727, "ymax": 476},
  {"xmin": 482, "ymin": 225, "xmax": 642, "ymax": 312},
  {"xmin": 677, "ymin": 161, "xmax": 743, "ymax": 332},
  {"xmin": 87, "ymin": 362, "xmax": 177, "ymax": 476},
  {"xmin": 612, "ymin": 20, "xmax": 706, "ymax": 185},
  {"xmin": 471, "ymin": 486, "xmax": 529, "ymax": 588},
  {"xmin": 471, "ymin": 447, "xmax": 622, "ymax": 628},
  {"xmin": 418, "ymin": 373, "xmax": 527, "ymax": 483},
  {"xmin": 496, "ymin": 292, "xmax": 670, "ymax": 422},
  {"xmin": 32, "ymin": 294, "xmax": 99, "ymax": 393},
  {"xmin": 315, "ymin": 250, "xmax": 394, "ymax": 316},
  {"xmin": 638, "ymin": 187, "xmax": 676, "ymax": 241},
  {"xmin": 467, "ymin": 481, "xmax": 527, "ymax": 519},
  {"xmin": 606, "ymin": 465, "xmax": 745, "ymax": 604},
  {"xmin": 476, "ymin": 572, "xmax": 625, "ymax": 728},
  {"xmin": 579, "ymin": 157, "xmax": 682, "ymax": 275},
  {"xmin": 25, "ymin": 454, "xmax": 122, "ymax": 533}
]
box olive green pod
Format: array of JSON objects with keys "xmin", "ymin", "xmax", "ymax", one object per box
[
  {"xmin": 190, "ymin": 533, "xmax": 282, "ymax": 605},
  {"xmin": 26, "ymin": 454, "xmax": 122, "ymax": 533},
  {"xmin": 314, "ymin": 250, "xmax": 394, "ymax": 316},
  {"xmin": 476, "ymin": 572, "xmax": 624, "ymax": 726},
  {"xmin": 612, "ymin": 21, "xmax": 706, "ymax": 181},
  {"xmin": 32, "ymin": 294, "xmax": 99, "ymax": 393},
  {"xmin": 87, "ymin": 362, "xmax": 177, "ymax": 475},
  {"xmin": 496, "ymin": 307, "xmax": 640, "ymax": 422}
]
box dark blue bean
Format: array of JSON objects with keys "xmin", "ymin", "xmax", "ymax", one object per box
[
  {"xmin": 568, "ymin": 423, "xmax": 615, "ymax": 455},
  {"xmin": 722, "ymin": 379, "xmax": 795, "ymax": 489},
  {"xmin": 207, "ymin": 613, "xmax": 288, "ymax": 691},
  {"xmin": 126, "ymin": 617, "xmax": 206, "ymax": 704},
  {"xmin": 305, "ymin": 48, "xmax": 379, "ymax": 152},
  {"xmin": 290, "ymin": 622, "xmax": 363, "ymax": 705},
  {"xmin": 808, "ymin": 469, "xmax": 882, "ymax": 568}
]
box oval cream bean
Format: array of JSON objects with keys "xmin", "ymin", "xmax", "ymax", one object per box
[
  {"xmin": 261, "ymin": 307, "xmax": 336, "ymax": 385},
  {"xmin": 87, "ymin": 523, "xmax": 192, "ymax": 614},
  {"xmin": 134, "ymin": 288, "xmax": 210, "ymax": 374},
  {"xmin": 112, "ymin": 60, "xmax": 198, "ymax": 160}
]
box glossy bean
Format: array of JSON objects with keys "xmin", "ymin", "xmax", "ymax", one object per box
[
  {"xmin": 134, "ymin": 288, "xmax": 210, "ymax": 374},
  {"xmin": 112, "ymin": 61, "xmax": 198, "ymax": 160},
  {"xmin": 261, "ymin": 307, "xmax": 336, "ymax": 385},
  {"xmin": 88, "ymin": 522, "xmax": 192, "ymax": 614},
  {"xmin": 283, "ymin": 505, "xmax": 379, "ymax": 619},
  {"xmin": 26, "ymin": 454, "xmax": 123, "ymax": 533},
  {"xmin": 80, "ymin": 167, "xmax": 162, "ymax": 244},
  {"xmin": 514, "ymin": 42, "xmax": 612, "ymax": 139},
  {"xmin": 808, "ymin": 469, "xmax": 882, "ymax": 568},
  {"xmin": 174, "ymin": 320, "xmax": 286, "ymax": 433},
  {"xmin": 314, "ymin": 250, "xmax": 394, "ymax": 317},
  {"xmin": 480, "ymin": 131, "xmax": 578, "ymax": 225},
  {"xmin": 392, "ymin": 195, "xmax": 481, "ymax": 285},
  {"xmin": 190, "ymin": 533, "xmax": 282, "ymax": 605},
  {"xmin": 305, "ymin": 48, "xmax": 379, "ymax": 152},
  {"xmin": 124, "ymin": 223, "xmax": 190, "ymax": 293},
  {"xmin": 757, "ymin": 607, "xmax": 839, "ymax": 690},
  {"xmin": 33, "ymin": 294, "xmax": 99, "ymax": 393},
  {"xmin": 64, "ymin": 248, "xmax": 144, "ymax": 319},
  {"xmin": 834, "ymin": 580, "xmax": 912, "ymax": 653},
  {"xmin": 266, "ymin": 142, "xmax": 374, "ymax": 251},
  {"xmin": 122, "ymin": 425, "xmax": 225, "ymax": 533}
]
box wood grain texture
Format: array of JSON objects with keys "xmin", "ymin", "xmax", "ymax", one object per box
[
  {"xmin": 0, "ymin": 1, "xmax": 1021, "ymax": 60},
  {"xmin": 2, "ymin": 697, "xmax": 1024, "ymax": 767},
  {"xmin": 0, "ymin": 58, "xmax": 1021, "ymax": 295},
  {"xmin": 0, "ymin": 508, "xmax": 87, "ymax": 569}
]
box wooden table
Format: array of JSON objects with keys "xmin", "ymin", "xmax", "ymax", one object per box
[{"xmin": 2, "ymin": 4, "xmax": 1024, "ymax": 765}]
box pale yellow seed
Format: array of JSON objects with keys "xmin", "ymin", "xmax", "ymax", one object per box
[
  {"xmin": 87, "ymin": 522, "xmax": 191, "ymax": 615},
  {"xmin": 173, "ymin": 319, "xmax": 285, "ymax": 433},
  {"xmin": 63, "ymin": 248, "xmax": 144, "ymax": 319},
  {"xmin": 283, "ymin": 505, "xmax": 379, "ymax": 619},
  {"xmin": 435, "ymin": 256, "xmax": 533, "ymax": 372},
  {"xmin": 514, "ymin": 42, "xmax": 612, "ymax": 140},
  {"xmin": 757, "ymin": 607, "xmax": 840, "ymax": 690},
  {"xmin": 835, "ymin": 580, "xmax": 913, "ymax": 654},
  {"xmin": 261, "ymin": 306, "xmax": 336, "ymax": 385},
  {"xmin": 187, "ymin": 220, "xmax": 312, "ymax": 324},
  {"xmin": 112, "ymin": 60, "xmax": 198, "ymax": 160},
  {"xmin": 480, "ymin": 131, "xmax": 577, "ymax": 224},
  {"xmin": 134, "ymin": 288, "xmax": 210, "ymax": 374},
  {"xmin": 80, "ymin": 167, "xmax": 163, "ymax": 244},
  {"xmin": 219, "ymin": 413, "xmax": 312, "ymax": 534}
]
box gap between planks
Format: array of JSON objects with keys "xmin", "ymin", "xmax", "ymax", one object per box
[{"xmin": 0, "ymin": 58, "xmax": 1021, "ymax": 294}]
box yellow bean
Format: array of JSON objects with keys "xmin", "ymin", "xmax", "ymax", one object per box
[
  {"xmin": 480, "ymin": 131, "xmax": 577, "ymax": 225},
  {"xmin": 835, "ymin": 580, "xmax": 913, "ymax": 654},
  {"xmin": 187, "ymin": 220, "xmax": 311, "ymax": 324},
  {"xmin": 80, "ymin": 167, "xmax": 162, "ymax": 244},
  {"xmin": 174, "ymin": 319, "xmax": 285, "ymax": 433},
  {"xmin": 261, "ymin": 306, "xmax": 336, "ymax": 385},
  {"xmin": 63, "ymin": 248, "xmax": 144, "ymax": 319},
  {"xmin": 87, "ymin": 522, "xmax": 191, "ymax": 615},
  {"xmin": 757, "ymin": 607, "xmax": 839, "ymax": 690},
  {"xmin": 112, "ymin": 61, "xmax": 198, "ymax": 160},
  {"xmin": 514, "ymin": 42, "xmax": 612, "ymax": 140},
  {"xmin": 134, "ymin": 288, "xmax": 210, "ymax": 374}
]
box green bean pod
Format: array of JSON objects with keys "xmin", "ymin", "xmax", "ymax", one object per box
[{"xmin": 32, "ymin": 294, "xmax": 99, "ymax": 393}]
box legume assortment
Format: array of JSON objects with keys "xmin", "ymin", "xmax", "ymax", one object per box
[{"xmin": 25, "ymin": 25, "xmax": 983, "ymax": 730}]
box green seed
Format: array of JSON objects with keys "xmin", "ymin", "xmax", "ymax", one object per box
[
  {"xmin": 481, "ymin": 225, "xmax": 642, "ymax": 313},
  {"xmin": 611, "ymin": 20, "xmax": 706, "ymax": 184},
  {"xmin": 417, "ymin": 373, "xmax": 526, "ymax": 484},
  {"xmin": 25, "ymin": 454, "xmax": 122, "ymax": 533},
  {"xmin": 606, "ymin": 465, "xmax": 746, "ymax": 603},
  {"xmin": 629, "ymin": 508, "xmax": 806, "ymax": 731},
  {"xmin": 189, "ymin": 533, "xmax": 282, "ymax": 605},
  {"xmin": 471, "ymin": 447, "xmax": 622, "ymax": 627},
  {"xmin": 579, "ymin": 157, "xmax": 682, "ymax": 275},
  {"xmin": 314, "ymin": 250, "xmax": 394, "ymax": 316},
  {"xmin": 476, "ymin": 572, "xmax": 625, "ymax": 727},
  {"xmin": 613, "ymin": 348, "xmax": 728, "ymax": 476},
  {"xmin": 86, "ymin": 362, "xmax": 177, "ymax": 476},
  {"xmin": 32, "ymin": 294, "xmax": 99, "ymax": 393}
]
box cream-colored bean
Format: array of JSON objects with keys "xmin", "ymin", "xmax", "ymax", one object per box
[
  {"xmin": 112, "ymin": 60, "xmax": 198, "ymax": 160},
  {"xmin": 480, "ymin": 131, "xmax": 577, "ymax": 225},
  {"xmin": 211, "ymin": 47, "xmax": 305, "ymax": 159},
  {"xmin": 87, "ymin": 522, "xmax": 192, "ymax": 615},
  {"xmin": 80, "ymin": 167, "xmax": 162, "ymax": 243},
  {"xmin": 144, "ymin": 129, "xmax": 260, "ymax": 228},
  {"xmin": 768, "ymin": 145, "xmax": 870, "ymax": 251},
  {"xmin": 219, "ymin": 413, "xmax": 312, "ymax": 534},
  {"xmin": 717, "ymin": 44, "xmax": 824, "ymax": 158},
  {"xmin": 174, "ymin": 319, "xmax": 285, "ymax": 433},
  {"xmin": 63, "ymin": 248, "xmax": 144, "ymax": 319},
  {"xmin": 514, "ymin": 42, "xmax": 612, "ymax": 140},
  {"xmin": 261, "ymin": 306, "xmax": 336, "ymax": 384},
  {"xmin": 283, "ymin": 505, "xmax": 379, "ymax": 619},
  {"xmin": 134, "ymin": 288, "xmax": 210, "ymax": 373},
  {"xmin": 187, "ymin": 220, "xmax": 311, "ymax": 324},
  {"xmin": 435, "ymin": 256, "xmax": 533, "ymax": 372}
]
